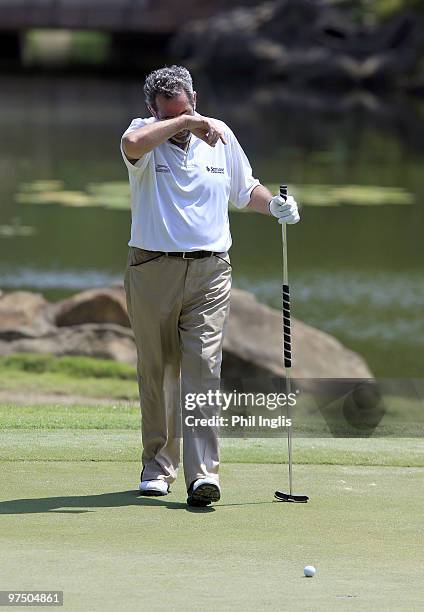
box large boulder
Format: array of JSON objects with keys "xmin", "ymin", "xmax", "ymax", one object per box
[
  {"xmin": 0, "ymin": 287, "xmax": 372, "ymax": 382},
  {"xmin": 223, "ymin": 289, "xmax": 372, "ymax": 381},
  {"xmin": 0, "ymin": 323, "xmax": 136, "ymax": 365},
  {"xmin": 51, "ymin": 286, "xmax": 130, "ymax": 328},
  {"xmin": 0, "ymin": 291, "xmax": 54, "ymax": 339}
]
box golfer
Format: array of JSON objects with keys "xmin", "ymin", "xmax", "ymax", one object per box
[{"xmin": 121, "ymin": 65, "xmax": 300, "ymax": 507}]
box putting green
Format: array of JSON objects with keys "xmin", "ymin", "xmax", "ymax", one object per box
[{"xmin": 1, "ymin": 460, "xmax": 423, "ymax": 611}]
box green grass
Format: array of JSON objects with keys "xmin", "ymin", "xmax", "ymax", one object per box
[
  {"xmin": 0, "ymin": 353, "xmax": 136, "ymax": 379},
  {"xmin": 1, "ymin": 461, "xmax": 423, "ymax": 611},
  {"xmin": 0, "ymin": 404, "xmax": 139, "ymax": 430},
  {"xmin": 0, "ymin": 353, "xmax": 139, "ymax": 400},
  {"xmin": 0, "ymin": 394, "xmax": 422, "ymax": 437},
  {"xmin": 0, "ymin": 370, "xmax": 138, "ymax": 401},
  {"xmin": 1, "ymin": 351, "xmax": 423, "ymax": 609},
  {"xmin": 1, "ymin": 363, "xmax": 423, "ymax": 466},
  {"xmin": 0, "ymin": 428, "xmax": 423, "ymax": 466}
]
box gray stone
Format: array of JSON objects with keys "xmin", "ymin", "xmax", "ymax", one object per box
[
  {"xmin": 223, "ymin": 289, "xmax": 373, "ymax": 382},
  {"xmin": 0, "ymin": 323, "xmax": 136, "ymax": 365},
  {"xmin": 0, "ymin": 291, "xmax": 54, "ymax": 339},
  {"xmin": 0, "ymin": 287, "xmax": 373, "ymax": 385},
  {"xmin": 51, "ymin": 286, "xmax": 130, "ymax": 328}
]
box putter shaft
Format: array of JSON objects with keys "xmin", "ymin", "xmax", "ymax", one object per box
[{"xmin": 274, "ymin": 184, "xmax": 309, "ymax": 503}]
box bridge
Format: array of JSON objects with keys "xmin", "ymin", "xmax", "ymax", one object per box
[{"xmin": 0, "ymin": 0, "xmax": 249, "ymax": 68}]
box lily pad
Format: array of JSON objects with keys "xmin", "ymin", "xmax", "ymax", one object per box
[
  {"xmin": 0, "ymin": 224, "xmax": 36, "ymax": 237},
  {"xmin": 87, "ymin": 182, "xmax": 130, "ymax": 209},
  {"xmin": 15, "ymin": 191, "xmax": 95, "ymax": 207},
  {"xmin": 20, "ymin": 180, "xmax": 65, "ymax": 192},
  {"xmin": 16, "ymin": 180, "xmax": 412, "ymax": 211},
  {"xmin": 266, "ymin": 184, "xmax": 414, "ymax": 206},
  {"xmin": 15, "ymin": 180, "xmax": 131, "ymax": 210},
  {"xmin": 86, "ymin": 181, "xmax": 130, "ymax": 196}
]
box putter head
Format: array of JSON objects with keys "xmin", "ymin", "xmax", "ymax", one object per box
[{"xmin": 274, "ymin": 490, "xmax": 309, "ymax": 503}]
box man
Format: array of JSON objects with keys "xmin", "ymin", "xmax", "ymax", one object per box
[{"xmin": 120, "ymin": 65, "xmax": 300, "ymax": 507}]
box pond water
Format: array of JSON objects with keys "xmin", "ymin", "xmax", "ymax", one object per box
[{"xmin": 1, "ymin": 75, "xmax": 423, "ymax": 377}]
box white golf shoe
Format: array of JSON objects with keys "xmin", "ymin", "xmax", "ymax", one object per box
[{"xmin": 139, "ymin": 479, "xmax": 169, "ymax": 496}]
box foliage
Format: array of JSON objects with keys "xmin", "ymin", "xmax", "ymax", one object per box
[
  {"xmin": 373, "ymin": 0, "xmax": 424, "ymax": 17},
  {"xmin": 24, "ymin": 30, "xmax": 110, "ymax": 66}
]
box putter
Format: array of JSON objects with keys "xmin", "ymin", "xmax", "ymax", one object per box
[{"xmin": 274, "ymin": 184, "xmax": 309, "ymax": 504}]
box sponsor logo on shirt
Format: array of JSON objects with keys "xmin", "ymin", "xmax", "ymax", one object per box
[
  {"xmin": 206, "ymin": 165, "xmax": 225, "ymax": 174},
  {"xmin": 155, "ymin": 164, "xmax": 171, "ymax": 173}
]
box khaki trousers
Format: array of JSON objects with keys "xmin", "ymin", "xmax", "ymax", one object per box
[{"xmin": 124, "ymin": 247, "xmax": 232, "ymax": 489}]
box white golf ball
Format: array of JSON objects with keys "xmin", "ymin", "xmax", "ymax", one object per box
[{"xmin": 304, "ymin": 565, "xmax": 316, "ymax": 577}]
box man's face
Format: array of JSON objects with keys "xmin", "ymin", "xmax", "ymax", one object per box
[{"xmin": 150, "ymin": 90, "xmax": 196, "ymax": 145}]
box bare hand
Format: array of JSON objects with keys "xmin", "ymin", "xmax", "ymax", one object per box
[{"xmin": 184, "ymin": 114, "xmax": 227, "ymax": 147}]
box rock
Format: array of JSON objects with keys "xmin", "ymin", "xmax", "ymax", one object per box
[
  {"xmin": 51, "ymin": 286, "xmax": 130, "ymax": 328},
  {"xmin": 222, "ymin": 289, "xmax": 373, "ymax": 385},
  {"xmin": 0, "ymin": 291, "xmax": 54, "ymax": 339},
  {"xmin": 0, "ymin": 287, "xmax": 373, "ymax": 387},
  {"xmin": 0, "ymin": 323, "xmax": 136, "ymax": 365}
]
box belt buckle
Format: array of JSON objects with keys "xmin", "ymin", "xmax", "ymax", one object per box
[{"xmin": 183, "ymin": 252, "xmax": 195, "ymax": 259}]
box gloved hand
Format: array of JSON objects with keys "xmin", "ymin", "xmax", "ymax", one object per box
[{"xmin": 268, "ymin": 194, "xmax": 300, "ymax": 224}]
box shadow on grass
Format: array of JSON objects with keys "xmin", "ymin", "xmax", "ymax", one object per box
[
  {"xmin": 0, "ymin": 490, "xmax": 276, "ymax": 514},
  {"xmin": 0, "ymin": 490, "xmax": 193, "ymax": 514}
]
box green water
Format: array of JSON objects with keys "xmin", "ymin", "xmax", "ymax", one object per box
[{"xmin": 1, "ymin": 75, "xmax": 423, "ymax": 377}]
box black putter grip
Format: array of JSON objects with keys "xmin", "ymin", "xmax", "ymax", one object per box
[
  {"xmin": 280, "ymin": 184, "xmax": 288, "ymax": 200},
  {"xmin": 282, "ymin": 284, "xmax": 292, "ymax": 368}
]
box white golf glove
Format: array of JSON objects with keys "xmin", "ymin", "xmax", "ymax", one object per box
[{"xmin": 269, "ymin": 194, "xmax": 300, "ymax": 224}]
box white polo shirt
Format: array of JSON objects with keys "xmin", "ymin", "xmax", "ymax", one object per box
[{"xmin": 120, "ymin": 114, "xmax": 260, "ymax": 252}]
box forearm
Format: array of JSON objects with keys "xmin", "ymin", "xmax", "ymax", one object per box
[
  {"xmin": 122, "ymin": 115, "xmax": 188, "ymax": 158},
  {"xmin": 246, "ymin": 184, "xmax": 273, "ymax": 215}
]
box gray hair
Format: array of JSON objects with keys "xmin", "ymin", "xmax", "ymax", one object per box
[{"xmin": 143, "ymin": 65, "xmax": 194, "ymax": 111}]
